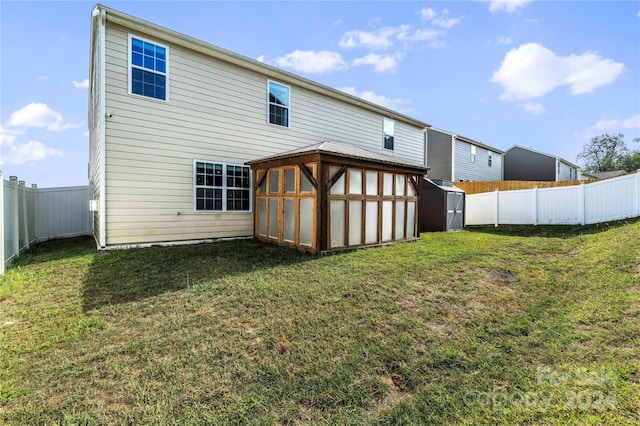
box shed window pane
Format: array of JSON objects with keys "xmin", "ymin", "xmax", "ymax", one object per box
[
  {"xmin": 349, "ymin": 200, "xmax": 363, "ymax": 246},
  {"xmin": 407, "ymin": 201, "xmax": 416, "ymax": 238},
  {"xmin": 383, "ymin": 173, "xmax": 393, "ymax": 196},
  {"xmin": 330, "ymin": 200, "xmax": 345, "ymax": 248},
  {"xmin": 268, "ymin": 199, "xmax": 279, "ymax": 239},
  {"xmin": 269, "ymin": 170, "xmax": 279, "ymax": 194},
  {"xmin": 330, "ymin": 166, "xmax": 345, "ymax": 195},
  {"xmin": 257, "ymin": 199, "xmax": 267, "ymax": 236},
  {"xmin": 284, "ymin": 199, "xmax": 295, "ymax": 242},
  {"xmin": 300, "ymin": 165, "xmax": 314, "ymax": 193},
  {"xmin": 407, "ymin": 179, "xmax": 416, "ymax": 196},
  {"xmin": 395, "ymin": 175, "xmax": 406, "ymax": 196},
  {"xmin": 366, "ymin": 171, "xmax": 378, "ymax": 195},
  {"xmin": 299, "ymin": 199, "xmax": 313, "ymax": 247},
  {"xmin": 395, "ymin": 202, "xmax": 405, "ymax": 240},
  {"xmin": 349, "ymin": 169, "xmax": 362, "ymax": 195},
  {"xmin": 284, "ymin": 168, "xmax": 295, "ymax": 193},
  {"xmin": 365, "ymin": 201, "xmax": 378, "ymax": 244},
  {"xmin": 382, "ymin": 201, "xmax": 393, "ymax": 242}
]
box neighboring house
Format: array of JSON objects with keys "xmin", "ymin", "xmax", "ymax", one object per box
[
  {"xmin": 504, "ymin": 145, "xmax": 580, "ymax": 182},
  {"xmin": 88, "ymin": 5, "xmax": 431, "ymax": 249},
  {"xmin": 426, "ymin": 127, "xmax": 504, "ymax": 182},
  {"xmin": 581, "ymin": 170, "xmax": 627, "ymax": 180}
]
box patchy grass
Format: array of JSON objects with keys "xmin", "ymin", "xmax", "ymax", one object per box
[{"xmin": 1, "ymin": 218, "xmax": 639, "ymax": 425}]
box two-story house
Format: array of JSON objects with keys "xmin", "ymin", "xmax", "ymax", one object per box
[
  {"xmin": 88, "ymin": 5, "xmax": 431, "ymax": 249},
  {"xmin": 504, "ymin": 145, "xmax": 580, "ymax": 182},
  {"xmin": 426, "ymin": 127, "xmax": 504, "ymax": 182}
]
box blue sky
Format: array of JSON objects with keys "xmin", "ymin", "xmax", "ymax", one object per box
[{"xmin": 1, "ymin": 1, "xmax": 639, "ymax": 187}]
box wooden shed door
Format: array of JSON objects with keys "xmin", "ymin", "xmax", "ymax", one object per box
[{"xmin": 446, "ymin": 192, "xmax": 464, "ymax": 231}]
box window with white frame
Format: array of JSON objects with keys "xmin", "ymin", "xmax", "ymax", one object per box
[
  {"xmin": 130, "ymin": 36, "xmax": 167, "ymax": 101},
  {"xmin": 268, "ymin": 81, "xmax": 289, "ymax": 127},
  {"xmin": 470, "ymin": 145, "xmax": 476, "ymax": 163},
  {"xmin": 383, "ymin": 118, "xmax": 395, "ymax": 150},
  {"xmin": 488, "ymin": 150, "xmax": 493, "ymax": 167},
  {"xmin": 194, "ymin": 161, "xmax": 250, "ymax": 211}
]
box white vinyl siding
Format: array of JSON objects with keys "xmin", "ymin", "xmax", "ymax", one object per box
[{"xmin": 102, "ymin": 22, "xmax": 426, "ymax": 246}]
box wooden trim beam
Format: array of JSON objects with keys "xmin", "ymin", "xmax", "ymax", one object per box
[
  {"xmin": 326, "ymin": 165, "xmax": 347, "ymax": 191},
  {"xmin": 297, "ymin": 162, "xmax": 318, "ymax": 190}
]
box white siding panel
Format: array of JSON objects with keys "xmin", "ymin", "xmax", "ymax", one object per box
[{"xmin": 103, "ymin": 23, "xmax": 426, "ymax": 246}]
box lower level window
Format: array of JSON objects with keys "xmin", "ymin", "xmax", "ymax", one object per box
[{"xmin": 195, "ymin": 161, "xmax": 250, "ymax": 211}]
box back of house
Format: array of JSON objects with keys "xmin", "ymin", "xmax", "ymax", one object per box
[{"xmin": 88, "ymin": 4, "xmax": 430, "ymax": 248}]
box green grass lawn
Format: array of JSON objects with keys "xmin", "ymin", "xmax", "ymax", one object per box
[{"xmin": 1, "ymin": 219, "xmax": 639, "ymax": 425}]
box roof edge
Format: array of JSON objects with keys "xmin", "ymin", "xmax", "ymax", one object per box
[
  {"xmin": 506, "ymin": 145, "xmax": 580, "ymax": 169},
  {"xmin": 93, "ymin": 4, "xmax": 432, "ymax": 130}
]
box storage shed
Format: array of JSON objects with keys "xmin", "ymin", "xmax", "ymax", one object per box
[
  {"xmin": 246, "ymin": 141, "xmax": 429, "ymax": 253},
  {"xmin": 419, "ymin": 178, "xmax": 465, "ymax": 232}
]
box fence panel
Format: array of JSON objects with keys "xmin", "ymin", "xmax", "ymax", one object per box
[
  {"xmin": 537, "ymin": 186, "xmax": 581, "ymax": 225},
  {"xmin": 499, "ymin": 190, "xmax": 534, "ymax": 225},
  {"xmin": 465, "ymin": 191, "xmax": 496, "ymax": 225},
  {"xmin": 466, "ymin": 172, "xmax": 640, "ymax": 227},
  {"xmin": 584, "ymin": 173, "xmax": 638, "ymax": 224},
  {"xmin": 37, "ymin": 186, "xmax": 92, "ymax": 240},
  {"xmin": 1, "ymin": 175, "xmax": 92, "ymax": 274}
]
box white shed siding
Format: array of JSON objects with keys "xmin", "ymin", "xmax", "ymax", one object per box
[
  {"xmin": 102, "ymin": 23, "xmax": 426, "ymax": 246},
  {"xmin": 454, "ymin": 140, "xmax": 502, "ymax": 181}
]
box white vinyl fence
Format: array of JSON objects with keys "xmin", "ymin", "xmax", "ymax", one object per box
[
  {"xmin": 466, "ymin": 172, "xmax": 640, "ymax": 226},
  {"xmin": 1, "ymin": 172, "xmax": 92, "ymax": 274}
]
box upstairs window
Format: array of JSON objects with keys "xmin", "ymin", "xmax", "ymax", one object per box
[
  {"xmin": 383, "ymin": 118, "xmax": 395, "ymax": 150},
  {"xmin": 130, "ymin": 36, "xmax": 167, "ymax": 101},
  {"xmin": 470, "ymin": 145, "xmax": 476, "ymax": 163},
  {"xmin": 268, "ymin": 81, "xmax": 290, "ymax": 127},
  {"xmin": 194, "ymin": 161, "xmax": 251, "ymax": 211}
]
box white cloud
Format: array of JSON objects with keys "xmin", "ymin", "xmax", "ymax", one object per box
[
  {"xmin": 0, "ymin": 125, "xmax": 62, "ymax": 165},
  {"xmin": 491, "ymin": 43, "xmax": 624, "ymax": 100},
  {"xmin": 595, "ymin": 114, "xmax": 640, "ymax": 131},
  {"xmin": 498, "ymin": 36, "xmax": 512, "ymax": 45},
  {"xmin": 487, "ymin": 0, "xmax": 533, "ymax": 13},
  {"xmin": 338, "ymin": 87, "xmax": 413, "ymax": 114},
  {"xmin": 421, "ymin": 8, "xmax": 436, "ymax": 21},
  {"xmin": 523, "ymin": 102, "xmax": 545, "ymax": 114},
  {"xmin": 353, "ymin": 53, "xmax": 402, "ymax": 73},
  {"xmin": 339, "ymin": 26, "xmax": 410, "ymax": 50},
  {"xmin": 420, "ymin": 8, "xmax": 460, "ymax": 29},
  {"xmin": 268, "ymin": 50, "xmax": 347, "ymax": 74},
  {"xmin": 7, "ymin": 103, "xmax": 83, "ymax": 131},
  {"xmin": 73, "ymin": 79, "xmax": 89, "ymax": 89}
]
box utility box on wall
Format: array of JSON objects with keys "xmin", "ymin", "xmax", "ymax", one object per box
[{"xmin": 419, "ymin": 178, "xmax": 465, "ymax": 232}]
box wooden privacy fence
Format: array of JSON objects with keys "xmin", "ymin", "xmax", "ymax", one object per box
[
  {"xmin": 454, "ymin": 180, "xmax": 585, "ymax": 195},
  {"xmin": 1, "ymin": 172, "xmax": 92, "ymax": 274},
  {"xmin": 465, "ymin": 171, "xmax": 640, "ymax": 226}
]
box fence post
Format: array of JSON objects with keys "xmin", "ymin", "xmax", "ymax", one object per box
[
  {"xmin": 494, "ymin": 189, "xmax": 499, "ymax": 227},
  {"xmin": 32, "ymin": 184, "xmax": 38, "ymax": 242},
  {"xmin": 532, "ymin": 187, "xmax": 538, "ymax": 226},
  {"xmin": 0, "ymin": 171, "xmax": 4, "ymax": 275},
  {"xmin": 636, "ymin": 170, "xmax": 640, "ymax": 218},
  {"xmin": 20, "ymin": 181, "xmax": 29, "ymax": 250},
  {"xmin": 10, "ymin": 176, "xmax": 19, "ymax": 259},
  {"xmin": 578, "ymin": 183, "xmax": 585, "ymax": 225}
]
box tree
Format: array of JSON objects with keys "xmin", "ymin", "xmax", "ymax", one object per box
[
  {"xmin": 577, "ymin": 133, "xmax": 628, "ymax": 172},
  {"xmin": 617, "ymin": 138, "xmax": 640, "ymax": 172}
]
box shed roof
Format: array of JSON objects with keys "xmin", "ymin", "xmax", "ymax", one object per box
[
  {"xmin": 423, "ymin": 178, "xmax": 466, "ymax": 193},
  {"xmin": 92, "ymin": 4, "xmax": 432, "ymax": 130},
  {"xmin": 246, "ymin": 141, "xmax": 430, "ymax": 173}
]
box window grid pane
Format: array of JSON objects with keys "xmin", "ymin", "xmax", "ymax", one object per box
[
  {"xmin": 131, "ymin": 37, "xmax": 167, "ymax": 101},
  {"xmin": 268, "ymin": 82, "xmax": 290, "ymax": 127},
  {"xmin": 195, "ymin": 161, "xmax": 250, "ymax": 212}
]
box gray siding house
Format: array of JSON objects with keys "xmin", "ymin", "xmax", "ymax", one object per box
[
  {"xmin": 88, "ymin": 5, "xmax": 431, "ymax": 248},
  {"xmin": 426, "ymin": 128, "xmax": 503, "ymax": 182},
  {"xmin": 504, "ymin": 145, "xmax": 580, "ymax": 182}
]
